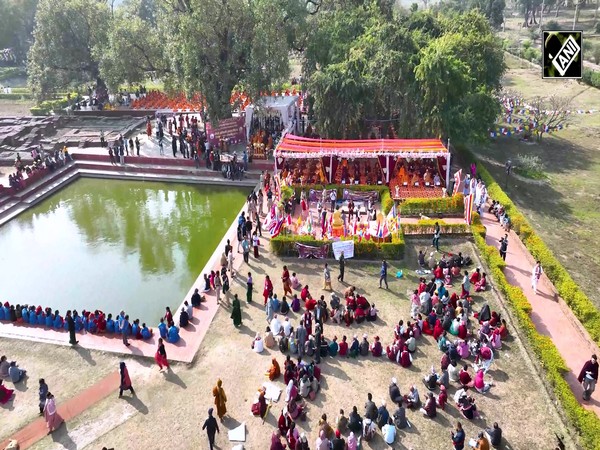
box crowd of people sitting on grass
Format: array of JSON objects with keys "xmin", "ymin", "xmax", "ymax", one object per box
[{"xmin": 235, "ymin": 238, "xmax": 507, "ymax": 448}]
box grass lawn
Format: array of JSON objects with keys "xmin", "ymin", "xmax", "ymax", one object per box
[
  {"xmin": 16, "ymin": 239, "xmax": 572, "ymax": 450},
  {"xmin": 473, "ymin": 54, "xmax": 600, "ymax": 306}
]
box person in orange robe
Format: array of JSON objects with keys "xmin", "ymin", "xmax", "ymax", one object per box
[
  {"xmin": 268, "ymin": 358, "xmax": 281, "ymax": 381},
  {"xmin": 212, "ymin": 379, "xmax": 228, "ymax": 420}
]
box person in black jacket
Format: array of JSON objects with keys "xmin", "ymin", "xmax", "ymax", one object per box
[
  {"xmin": 202, "ymin": 408, "xmax": 220, "ymax": 450},
  {"xmin": 66, "ymin": 310, "xmax": 77, "ymax": 345}
]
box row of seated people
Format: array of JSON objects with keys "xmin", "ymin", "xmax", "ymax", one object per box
[
  {"xmin": 394, "ymin": 162, "xmax": 441, "ymax": 187},
  {"xmin": 336, "ymin": 159, "xmax": 383, "ymax": 185},
  {"xmin": 281, "ymin": 160, "xmax": 328, "ymax": 185},
  {"xmin": 0, "ymin": 300, "xmax": 190, "ymax": 345}
]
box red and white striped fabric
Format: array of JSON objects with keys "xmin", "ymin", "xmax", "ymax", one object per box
[
  {"xmin": 453, "ymin": 169, "xmax": 462, "ymax": 196},
  {"xmin": 464, "ymin": 194, "xmax": 474, "ymax": 224}
]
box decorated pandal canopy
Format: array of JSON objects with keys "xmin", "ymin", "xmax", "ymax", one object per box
[{"xmin": 274, "ymin": 135, "xmax": 451, "ymax": 199}]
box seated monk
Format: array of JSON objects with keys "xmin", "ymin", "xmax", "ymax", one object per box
[
  {"xmin": 371, "ymin": 336, "xmax": 383, "ymax": 357},
  {"xmin": 354, "ymin": 307, "xmax": 366, "ymax": 324},
  {"xmin": 356, "ymin": 295, "xmax": 370, "ymax": 310},
  {"xmin": 252, "ymin": 388, "xmax": 268, "ymax": 417},
  {"xmin": 475, "ymin": 273, "xmax": 487, "ymax": 292},
  {"xmin": 268, "ymin": 358, "xmax": 281, "ymax": 381},
  {"xmin": 411, "ymin": 172, "xmax": 420, "ymax": 186},
  {"xmin": 423, "ymin": 170, "xmax": 433, "ymax": 184},
  {"xmin": 305, "ymin": 297, "xmax": 317, "ymax": 311},
  {"xmin": 346, "ymin": 296, "xmax": 357, "ymax": 311},
  {"xmin": 301, "ymin": 285, "xmax": 311, "ymax": 302}
]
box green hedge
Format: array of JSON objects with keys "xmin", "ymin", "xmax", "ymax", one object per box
[
  {"xmin": 401, "ymin": 219, "xmax": 469, "ymax": 235},
  {"xmin": 30, "ymin": 106, "xmax": 50, "ymax": 116},
  {"xmin": 293, "ymin": 184, "xmax": 393, "ymax": 214},
  {"xmin": 582, "ymin": 68, "xmax": 600, "ymax": 90},
  {"xmin": 457, "ymin": 144, "xmax": 600, "ymax": 347},
  {"xmin": 270, "ymin": 230, "xmax": 405, "ymax": 260},
  {"xmin": 470, "ymin": 212, "xmax": 600, "ymax": 450},
  {"xmin": 399, "ymin": 195, "xmax": 464, "ymax": 216},
  {"xmin": 0, "ymin": 92, "xmax": 33, "ymax": 100}
]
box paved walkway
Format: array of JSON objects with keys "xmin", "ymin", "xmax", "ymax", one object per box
[
  {"xmin": 481, "ymin": 209, "xmax": 600, "ymax": 415},
  {"xmin": 0, "ymin": 371, "xmax": 119, "ymax": 450}
]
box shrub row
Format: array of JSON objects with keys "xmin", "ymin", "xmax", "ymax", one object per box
[
  {"xmin": 399, "ymin": 194, "xmax": 464, "ymax": 217},
  {"xmin": 0, "ymin": 92, "xmax": 33, "ymax": 100},
  {"xmin": 457, "ymin": 144, "xmax": 600, "ymax": 346},
  {"xmin": 401, "ymin": 219, "xmax": 468, "ymax": 235},
  {"xmin": 582, "ymin": 68, "xmax": 600, "ymax": 90},
  {"xmin": 470, "ymin": 212, "xmax": 600, "ymax": 450},
  {"xmin": 270, "ymin": 230, "xmax": 405, "ymax": 260},
  {"xmin": 0, "ymin": 66, "xmax": 26, "ymax": 81},
  {"xmin": 292, "ymin": 184, "xmax": 393, "ymax": 214}
]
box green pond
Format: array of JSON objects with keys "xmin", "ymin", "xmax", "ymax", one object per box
[{"xmin": 0, "ymin": 178, "xmax": 247, "ymax": 324}]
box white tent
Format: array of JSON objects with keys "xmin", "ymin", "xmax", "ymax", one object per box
[{"xmin": 245, "ymin": 95, "xmax": 299, "ymax": 139}]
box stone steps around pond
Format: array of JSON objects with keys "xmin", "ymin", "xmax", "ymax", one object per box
[{"xmin": 0, "ymin": 159, "xmax": 260, "ymax": 225}]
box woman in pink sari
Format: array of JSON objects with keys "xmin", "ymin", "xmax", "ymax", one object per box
[
  {"xmin": 43, "ymin": 392, "xmax": 63, "ymax": 433},
  {"xmin": 0, "ymin": 380, "xmax": 14, "ymax": 404}
]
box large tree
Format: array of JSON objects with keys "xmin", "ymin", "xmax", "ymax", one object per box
[
  {"xmin": 27, "ymin": 0, "xmax": 111, "ymax": 99},
  {"xmin": 303, "ymin": 5, "xmax": 505, "ymax": 142},
  {"xmin": 0, "ymin": 0, "xmax": 38, "ymax": 63}
]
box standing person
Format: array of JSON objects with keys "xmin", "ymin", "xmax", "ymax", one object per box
[
  {"xmin": 231, "ymin": 294, "xmax": 242, "ymax": 327},
  {"xmin": 202, "ymin": 408, "xmax": 220, "ymax": 450},
  {"xmin": 379, "ymin": 260, "xmax": 389, "ymax": 289},
  {"xmin": 38, "ymin": 378, "xmax": 49, "ymax": 415},
  {"xmin": 108, "ymin": 147, "xmax": 115, "ymax": 165},
  {"xmin": 253, "ymin": 232, "xmax": 260, "ymax": 258},
  {"xmin": 531, "ymin": 261, "xmax": 543, "ymax": 295},
  {"xmin": 43, "ymin": 392, "xmax": 63, "ymax": 433},
  {"xmin": 66, "ymin": 310, "xmax": 78, "ymax": 346},
  {"xmin": 128, "ymin": 138, "xmax": 134, "ymax": 156},
  {"xmin": 246, "ymin": 272, "xmax": 253, "ymax": 303},
  {"xmin": 214, "ymin": 272, "xmax": 222, "ymax": 303},
  {"xmin": 263, "ymin": 275, "xmax": 273, "ymax": 305},
  {"xmin": 242, "ymin": 236, "xmax": 250, "ymax": 263},
  {"xmin": 499, "ymin": 235, "xmax": 508, "ymax": 261},
  {"xmin": 135, "ymin": 136, "xmax": 140, "ymax": 156},
  {"xmin": 323, "ymin": 263, "xmax": 332, "ymax": 290},
  {"xmin": 460, "ymin": 271, "xmax": 470, "ymax": 299},
  {"xmin": 155, "ymin": 338, "xmax": 169, "ymax": 371},
  {"xmin": 256, "ymin": 215, "xmax": 263, "ymax": 237},
  {"xmin": 100, "ymin": 130, "xmax": 105, "ymax": 147},
  {"xmin": 121, "ymin": 314, "xmax": 130, "ymax": 347},
  {"xmin": 119, "ymin": 145, "xmax": 125, "ymax": 164},
  {"xmin": 282, "ymin": 265, "xmax": 293, "ymax": 296},
  {"xmin": 227, "ymin": 249, "xmax": 235, "ymax": 278},
  {"xmin": 338, "ymin": 252, "xmax": 345, "ymax": 282},
  {"xmin": 451, "ymin": 421, "xmax": 465, "ymax": 450},
  {"xmin": 118, "ymin": 362, "xmax": 135, "ymax": 397},
  {"xmin": 172, "ymin": 135, "xmax": 177, "ymax": 158},
  {"xmin": 578, "ymin": 354, "xmax": 599, "ymax": 401},
  {"xmin": 432, "ymin": 222, "xmax": 441, "ymax": 252},
  {"xmin": 329, "ymin": 189, "xmax": 337, "ymax": 212},
  {"xmin": 212, "ymin": 379, "xmax": 228, "ymax": 421}
]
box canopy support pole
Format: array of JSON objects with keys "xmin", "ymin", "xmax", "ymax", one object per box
[{"xmin": 445, "ymin": 138, "xmax": 452, "ymax": 191}]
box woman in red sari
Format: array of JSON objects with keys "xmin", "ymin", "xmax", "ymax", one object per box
[
  {"xmin": 263, "ymin": 275, "xmax": 273, "ymax": 306},
  {"xmin": 469, "ymin": 268, "xmax": 481, "ymax": 285},
  {"xmin": 475, "ymin": 273, "xmax": 487, "ymax": 292},
  {"xmin": 155, "ymin": 337, "xmax": 169, "ymax": 371},
  {"xmin": 146, "ymin": 118, "xmax": 152, "ymax": 137},
  {"xmin": 433, "ymin": 319, "xmax": 444, "ymax": 341}
]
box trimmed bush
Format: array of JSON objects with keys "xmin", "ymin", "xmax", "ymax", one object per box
[
  {"xmin": 30, "ymin": 106, "xmax": 50, "ymax": 116},
  {"xmin": 401, "ymin": 219, "xmax": 469, "ymax": 235},
  {"xmin": 270, "ymin": 230, "xmax": 405, "ymax": 259},
  {"xmin": 399, "ymin": 195, "xmax": 464, "ymax": 216}
]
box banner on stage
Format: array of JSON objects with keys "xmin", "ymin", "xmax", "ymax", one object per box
[{"xmin": 332, "ymin": 240, "xmax": 354, "ymax": 260}]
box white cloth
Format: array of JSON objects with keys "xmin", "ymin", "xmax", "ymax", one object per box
[
  {"xmin": 253, "ymin": 338, "xmax": 264, "ymax": 353},
  {"xmin": 270, "ymin": 318, "xmax": 282, "ymax": 336},
  {"xmin": 382, "ymin": 423, "xmax": 396, "ymax": 444}
]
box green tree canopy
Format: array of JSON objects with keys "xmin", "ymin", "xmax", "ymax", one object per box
[
  {"xmin": 0, "ymin": 0, "xmax": 38, "ymax": 63},
  {"xmin": 303, "ymin": 3, "xmax": 505, "ymax": 143},
  {"xmin": 27, "ymin": 0, "xmax": 111, "ymax": 99}
]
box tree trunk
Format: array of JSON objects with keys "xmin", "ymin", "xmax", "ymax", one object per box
[
  {"xmin": 555, "ymin": 2, "xmax": 561, "ymax": 16},
  {"xmin": 594, "ymin": 0, "xmax": 599, "ymax": 20},
  {"xmin": 573, "ymin": 1, "xmax": 580, "ymax": 29},
  {"xmin": 524, "ymin": 8, "xmax": 530, "ymax": 27}
]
